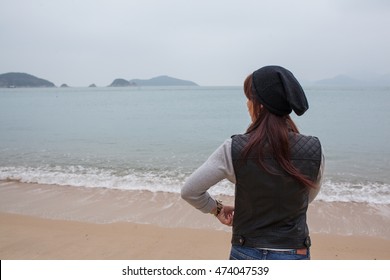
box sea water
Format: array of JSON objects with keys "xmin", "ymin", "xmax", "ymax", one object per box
[{"xmin": 1, "ymin": 86, "xmax": 390, "ymax": 205}]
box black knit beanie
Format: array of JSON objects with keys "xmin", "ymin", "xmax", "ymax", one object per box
[{"xmin": 251, "ymin": 65, "xmax": 308, "ymax": 116}]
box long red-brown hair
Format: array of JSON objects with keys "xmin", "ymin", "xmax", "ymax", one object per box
[{"xmin": 241, "ymin": 74, "xmax": 315, "ymax": 189}]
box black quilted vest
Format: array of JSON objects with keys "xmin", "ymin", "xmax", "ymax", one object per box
[{"xmin": 231, "ymin": 132, "xmax": 322, "ymax": 249}]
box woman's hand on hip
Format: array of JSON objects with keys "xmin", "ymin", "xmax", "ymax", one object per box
[{"xmin": 217, "ymin": 205, "xmax": 234, "ymax": 226}]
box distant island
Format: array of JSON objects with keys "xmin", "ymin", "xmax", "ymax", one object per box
[
  {"xmin": 109, "ymin": 75, "xmax": 198, "ymax": 87},
  {"xmin": 310, "ymin": 74, "xmax": 390, "ymax": 87},
  {"xmin": 0, "ymin": 73, "xmax": 55, "ymax": 88},
  {"xmin": 109, "ymin": 79, "xmax": 137, "ymax": 87}
]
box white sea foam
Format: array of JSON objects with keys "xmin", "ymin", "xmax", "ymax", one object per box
[
  {"xmin": 317, "ymin": 179, "xmax": 390, "ymax": 204},
  {"xmin": 0, "ymin": 165, "xmax": 182, "ymax": 193},
  {"xmin": 1, "ymin": 165, "xmax": 389, "ymax": 205}
]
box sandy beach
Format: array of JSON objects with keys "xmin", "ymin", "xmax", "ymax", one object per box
[{"xmin": 1, "ymin": 181, "xmax": 390, "ymax": 260}]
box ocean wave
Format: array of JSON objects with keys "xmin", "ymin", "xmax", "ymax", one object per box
[
  {"xmin": 317, "ymin": 179, "xmax": 390, "ymax": 204},
  {"xmin": 1, "ymin": 165, "xmax": 389, "ymax": 204},
  {"xmin": 0, "ymin": 165, "xmax": 184, "ymax": 193}
]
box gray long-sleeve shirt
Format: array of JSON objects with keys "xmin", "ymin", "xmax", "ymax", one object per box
[{"xmin": 181, "ymin": 138, "xmax": 324, "ymax": 213}]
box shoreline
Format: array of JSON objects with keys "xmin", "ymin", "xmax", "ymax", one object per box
[{"xmin": 1, "ymin": 212, "xmax": 390, "ymax": 260}]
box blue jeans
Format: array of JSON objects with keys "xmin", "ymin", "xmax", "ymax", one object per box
[{"xmin": 229, "ymin": 245, "xmax": 310, "ymax": 260}]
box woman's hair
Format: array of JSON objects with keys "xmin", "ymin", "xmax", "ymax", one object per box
[{"xmin": 241, "ymin": 74, "xmax": 315, "ymax": 189}]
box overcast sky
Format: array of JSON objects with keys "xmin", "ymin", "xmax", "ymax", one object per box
[{"xmin": 1, "ymin": 0, "xmax": 390, "ymax": 86}]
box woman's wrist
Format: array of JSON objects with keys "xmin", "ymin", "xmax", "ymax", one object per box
[{"xmin": 211, "ymin": 200, "xmax": 223, "ymax": 216}]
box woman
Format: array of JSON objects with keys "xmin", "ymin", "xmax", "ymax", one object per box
[{"xmin": 181, "ymin": 65, "xmax": 324, "ymax": 260}]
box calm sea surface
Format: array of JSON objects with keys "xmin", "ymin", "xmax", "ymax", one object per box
[{"xmin": 1, "ymin": 86, "xmax": 389, "ymax": 205}]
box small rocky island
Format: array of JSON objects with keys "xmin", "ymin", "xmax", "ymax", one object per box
[
  {"xmin": 0, "ymin": 73, "xmax": 55, "ymax": 88},
  {"xmin": 108, "ymin": 79, "xmax": 137, "ymax": 87}
]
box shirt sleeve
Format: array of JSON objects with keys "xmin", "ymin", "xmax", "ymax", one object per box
[{"xmin": 181, "ymin": 139, "xmax": 235, "ymax": 213}]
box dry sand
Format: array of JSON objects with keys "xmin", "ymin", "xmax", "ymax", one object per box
[{"xmin": 1, "ymin": 212, "xmax": 390, "ymax": 260}]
